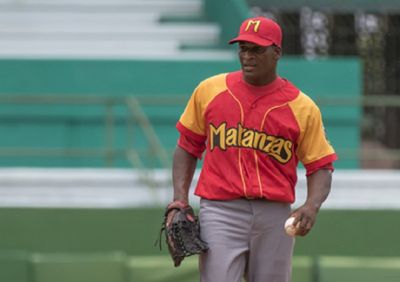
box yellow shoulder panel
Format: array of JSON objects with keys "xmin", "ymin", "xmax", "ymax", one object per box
[
  {"xmin": 288, "ymin": 92, "xmax": 335, "ymax": 164},
  {"xmin": 179, "ymin": 73, "xmax": 228, "ymax": 136}
]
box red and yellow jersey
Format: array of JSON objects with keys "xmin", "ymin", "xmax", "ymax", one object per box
[{"xmin": 176, "ymin": 71, "xmax": 338, "ymax": 203}]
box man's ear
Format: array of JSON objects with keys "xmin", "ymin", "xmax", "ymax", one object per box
[{"xmin": 274, "ymin": 46, "xmax": 282, "ymax": 60}]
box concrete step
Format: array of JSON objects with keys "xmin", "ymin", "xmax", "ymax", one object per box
[
  {"xmin": 0, "ymin": 24, "xmax": 220, "ymax": 44},
  {"xmin": 0, "ymin": 0, "xmax": 202, "ymax": 16},
  {"xmin": 0, "ymin": 40, "xmax": 234, "ymax": 59},
  {"xmin": 0, "ymin": 40, "xmax": 180, "ymax": 58},
  {"xmin": 0, "ymin": 0, "xmax": 225, "ymax": 59},
  {"xmin": 0, "ymin": 11, "xmax": 161, "ymax": 24}
]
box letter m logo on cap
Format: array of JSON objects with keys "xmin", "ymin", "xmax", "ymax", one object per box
[{"xmin": 245, "ymin": 20, "xmax": 261, "ymax": 32}]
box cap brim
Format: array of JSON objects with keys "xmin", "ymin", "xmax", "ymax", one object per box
[{"xmin": 228, "ymin": 34, "xmax": 274, "ymax": 47}]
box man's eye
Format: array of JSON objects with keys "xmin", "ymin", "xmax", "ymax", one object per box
[
  {"xmin": 239, "ymin": 47, "xmax": 265, "ymax": 54},
  {"xmin": 255, "ymin": 47, "xmax": 267, "ymax": 54}
]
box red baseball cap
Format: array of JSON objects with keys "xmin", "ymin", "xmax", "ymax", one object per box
[{"xmin": 229, "ymin": 17, "xmax": 282, "ymax": 48}]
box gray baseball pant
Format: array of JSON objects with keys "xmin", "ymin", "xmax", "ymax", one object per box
[{"xmin": 199, "ymin": 198, "xmax": 294, "ymax": 282}]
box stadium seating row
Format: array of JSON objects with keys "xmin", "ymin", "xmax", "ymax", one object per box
[{"xmin": 0, "ymin": 0, "xmax": 233, "ymax": 59}]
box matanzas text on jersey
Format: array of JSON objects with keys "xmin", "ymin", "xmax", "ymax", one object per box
[{"xmin": 209, "ymin": 123, "xmax": 293, "ymax": 164}]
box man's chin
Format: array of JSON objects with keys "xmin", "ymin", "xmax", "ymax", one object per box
[{"xmin": 243, "ymin": 71, "xmax": 258, "ymax": 80}]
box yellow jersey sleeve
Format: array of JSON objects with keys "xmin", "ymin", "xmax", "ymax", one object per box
[
  {"xmin": 179, "ymin": 73, "xmax": 228, "ymax": 137},
  {"xmin": 288, "ymin": 92, "xmax": 336, "ymax": 165}
]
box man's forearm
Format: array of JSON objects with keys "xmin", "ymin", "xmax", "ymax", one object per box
[
  {"xmin": 172, "ymin": 146, "xmax": 198, "ymax": 202},
  {"xmin": 305, "ymin": 169, "xmax": 332, "ymax": 211},
  {"xmin": 291, "ymin": 169, "xmax": 333, "ymax": 236}
]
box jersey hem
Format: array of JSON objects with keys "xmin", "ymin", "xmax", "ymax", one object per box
[{"xmin": 195, "ymin": 193, "xmax": 294, "ymax": 203}]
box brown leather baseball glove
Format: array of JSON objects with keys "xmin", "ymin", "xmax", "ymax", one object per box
[{"xmin": 157, "ymin": 200, "xmax": 208, "ymax": 267}]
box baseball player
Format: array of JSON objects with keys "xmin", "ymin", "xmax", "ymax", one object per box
[{"xmin": 168, "ymin": 17, "xmax": 337, "ymax": 282}]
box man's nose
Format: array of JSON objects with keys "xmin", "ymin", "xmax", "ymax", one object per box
[{"xmin": 242, "ymin": 50, "xmax": 255, "ymax": 59}]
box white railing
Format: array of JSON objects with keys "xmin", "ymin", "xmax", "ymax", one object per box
[{"xmin": 0, "ymin": 168, "xmax": 399, "ymax": 209}]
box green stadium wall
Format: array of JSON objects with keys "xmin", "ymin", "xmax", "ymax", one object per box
[
  {"xmin": 0, "ymin": 207, "xmax": 399, "ymax": 282},
  {"xmin": 204, "ymin": 0, "xmax": 251, "ymax": 46},
  {"xmin": 0, "ymin": 208, "xmax": 398, "ymax": 257},
  {"xmin": 0, "ymin": 58, "xmax": 361, "ymax": 168}
]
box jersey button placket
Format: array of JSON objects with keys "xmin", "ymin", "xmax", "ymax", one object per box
[
  {"xmin": 241, "ymin": 103, "xmax": 259, "ymax": 199},
  {"xmin": 241, "ymin": 150, "xmax": 252, "ymax": 199},
  {"xmin": 243, "ymin": 151, "xmax": 261, "ymax": 199}
]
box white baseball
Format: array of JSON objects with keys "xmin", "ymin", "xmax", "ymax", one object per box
[{"xmin": 284, "ymin": 217, "xmax": 297, "ymax": 237}]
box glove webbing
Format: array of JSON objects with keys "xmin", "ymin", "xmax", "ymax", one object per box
[
  {"xmin": 169, "ymin": 215, "xmax": 206, "ymax": 256},
  {"xmin": 155, "ymin": 200, "xmax": 189, "ymax": 251}
]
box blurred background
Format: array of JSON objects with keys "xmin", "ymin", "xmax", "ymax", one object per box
[{"xmin": 0, "ymin": 0, "xmax": 399, "ymax": 281}]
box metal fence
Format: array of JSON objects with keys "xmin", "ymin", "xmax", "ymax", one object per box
[
  {"xmin": 0, "ymin": 94, "xmax": 400, "ymax": 168},
  {"xmin": 0, "ymin": 95, "xmax": 172, "ymax": 169},
  {"xmin": 248, "ymin": 5, "xmax": 400, "ymax": 154}
]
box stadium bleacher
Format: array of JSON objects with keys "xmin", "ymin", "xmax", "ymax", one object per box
[{"xmin": 0, "ymin": 0, "xmax": 234, "ymax": 59}]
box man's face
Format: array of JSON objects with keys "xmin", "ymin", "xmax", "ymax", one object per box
[{"xmin": 238, "ymin": 41, "xmax": 281, "ymax": 86}]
